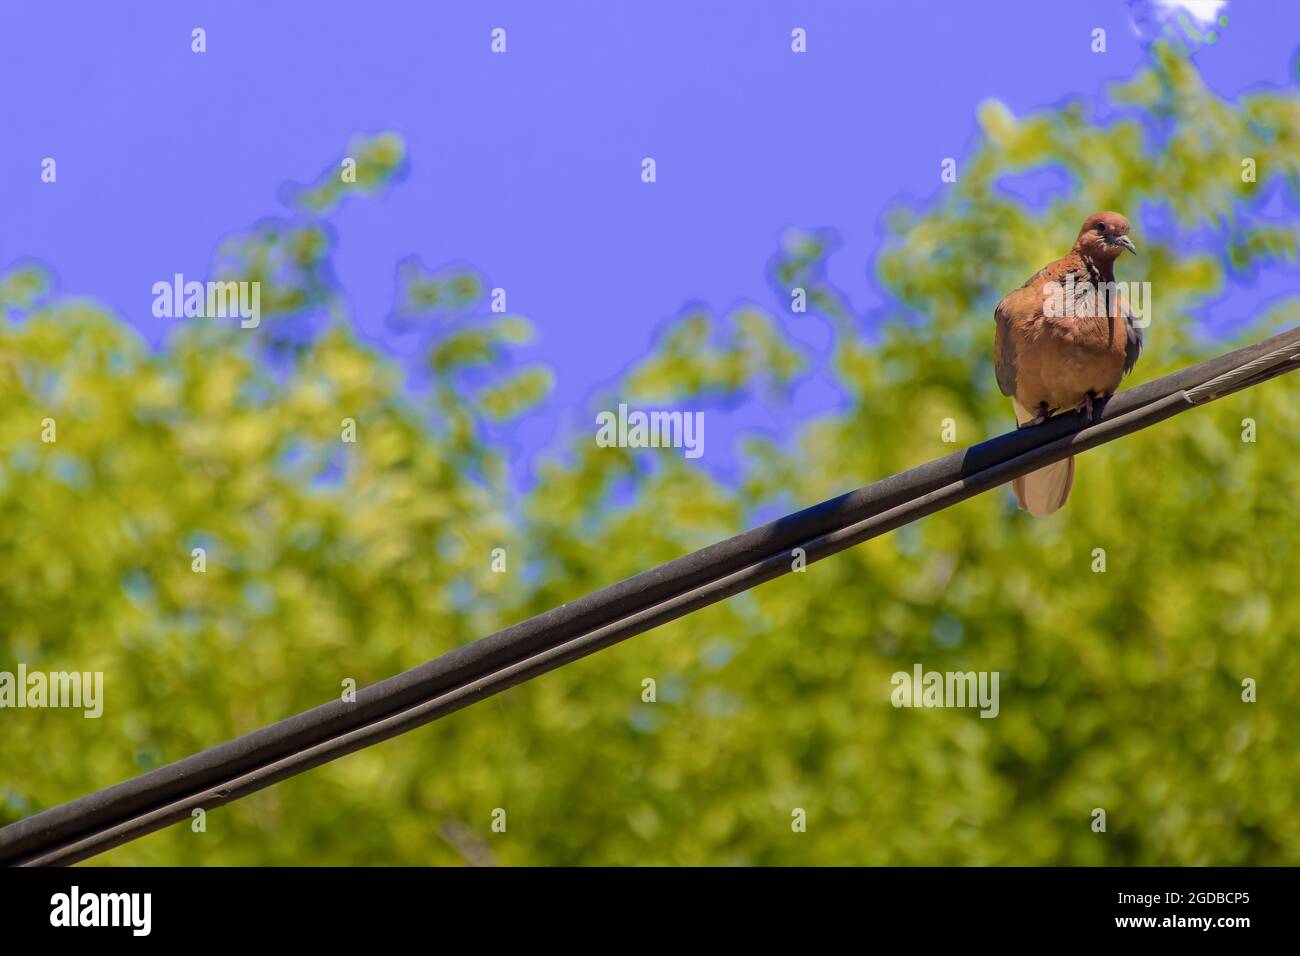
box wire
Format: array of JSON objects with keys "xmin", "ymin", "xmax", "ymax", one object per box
[{"xmin": 3, "ymin": 325, "xmax": 1298, "ymax": 866}]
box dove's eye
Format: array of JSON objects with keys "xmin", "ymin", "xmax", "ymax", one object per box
[{"xmin": 1094, "ymin": 222, "xmax": 1106, "ymax": 233}]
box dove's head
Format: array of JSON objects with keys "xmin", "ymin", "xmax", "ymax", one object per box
[{"xmin": 1075, "ymin": 211, "xmax": 1136, "ymax": 261}]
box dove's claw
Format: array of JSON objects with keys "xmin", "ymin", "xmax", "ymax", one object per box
[{"xmin": 1019, "ymin": 402, "xmax": 1054, "ymax": 428}]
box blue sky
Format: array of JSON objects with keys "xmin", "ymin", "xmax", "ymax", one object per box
[{"xmin": 1, "ymin": 0, "xmax": 1296, "ymax": 485}]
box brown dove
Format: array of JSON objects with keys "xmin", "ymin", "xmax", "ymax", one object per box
[{"xmin": 993, "ymin": 211, "xmax": 1142, "ymax": 515}]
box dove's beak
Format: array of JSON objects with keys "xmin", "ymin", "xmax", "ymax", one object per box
[{"xmin": 1115, "ymin": 235, "xmax": 1137, "ymax": 256}]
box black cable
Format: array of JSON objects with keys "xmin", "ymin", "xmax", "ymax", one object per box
[{"xmin": 3, "ymin": 326, "xmax": 1298, "ymax": 866}]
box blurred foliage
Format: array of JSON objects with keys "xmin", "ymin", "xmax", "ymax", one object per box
[
  {"xmin": 288, "ymin": 131, "xmax": 408, "ymax": 214},
  {"xmin": 2, "ymin": 48, "xmax": 1299, "ymax": 865},
  {"xmin": 213, "ymin": 220, "xmax": 339, "ymax": 321},
  {"xmin": 623, "ymin": 305, "xmax": 806, "ymax": 402}
]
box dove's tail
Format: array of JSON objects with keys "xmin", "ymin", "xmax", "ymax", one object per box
[{"xmin": 1010, "ymin": 399, "xmax": 1074, "ymax": 516}]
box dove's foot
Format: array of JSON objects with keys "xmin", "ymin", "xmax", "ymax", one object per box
[
  {"xmin": 1074, "ymin": 391, "xmax": 1099, "ymax": 423},
  {"xmin": 1018, "ymin": 402, "xmax": 1055, "ymax": 428}
]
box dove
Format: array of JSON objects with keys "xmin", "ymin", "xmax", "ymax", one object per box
[{"xmin": 993, "ymin": 212, "xmax": 1142, "ymax": 515}]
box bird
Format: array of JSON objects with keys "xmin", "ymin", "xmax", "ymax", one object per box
[{"xmin": 993, "ymin": 211, "xmax": 1143, "ymax": 516}]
